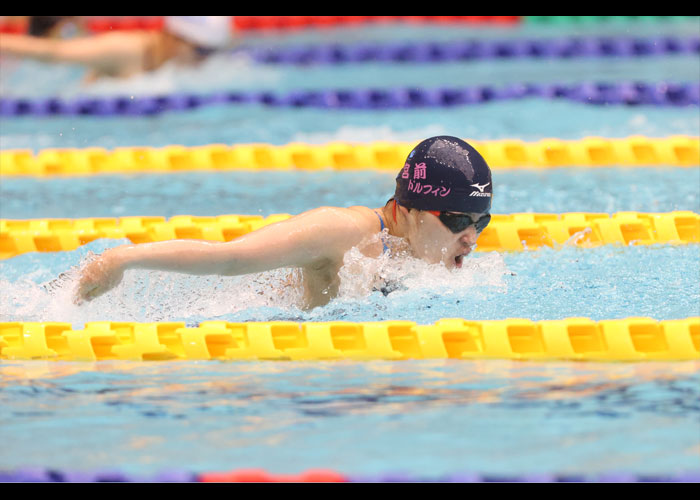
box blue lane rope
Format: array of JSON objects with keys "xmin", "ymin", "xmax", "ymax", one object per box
[
  {"xmin": 2, "ymin": 81, "xmax": 698, "ymax": 117},
  {"xmin": 239, "ymin": 35, "xmax": 700, "ymax": 65}
]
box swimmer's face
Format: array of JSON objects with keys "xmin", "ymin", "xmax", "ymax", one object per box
[{"xmin": 406, "ymin": 209, "xmax": 484, "ymax": 269}]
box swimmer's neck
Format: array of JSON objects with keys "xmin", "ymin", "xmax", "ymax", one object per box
[{"xmin": 378, "ymin": 200, "xmax": 405, "ymax": 239}]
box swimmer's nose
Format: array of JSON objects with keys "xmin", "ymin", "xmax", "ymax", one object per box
[{"xmin": 460, "ymin": 226, "xmax": 478, "ymax": 246}]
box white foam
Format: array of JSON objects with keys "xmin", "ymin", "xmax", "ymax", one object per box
[
  {"xmin": 337, "ymin": 231, "xmax": 511, "ymax": 301},
  {"xmin": 0, "ymin": 247, "xmax": 301, "ymax": 325},
  {"xmin": 1, "ymin": 234, "xmax": 512, "ymax": 325}
]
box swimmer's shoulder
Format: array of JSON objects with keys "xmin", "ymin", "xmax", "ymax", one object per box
[
  {"xmin": 299, "ymin": 206, "xmax": 377, "ymax": 230},
  {"xmin": 85, "ymin": 30, "xmax": 157, "ymax": 53},
  {"xmin": 78, "ymin": 31, "xmax": 160, "ymax": 78},
  {"xmin": 293, "ymin": 206, "xmax": 380, "ymax": 247},
  {"xmin": 274, "ymin": 206, "xmax": 386, "ymax": 264},
  {"xmin": 347, "ymin": 205, "xmax": 385, "ymax": 229}
]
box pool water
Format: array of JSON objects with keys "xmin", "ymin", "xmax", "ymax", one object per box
[
  {"xmin": 1, "ymin": 168, "xmax": 699, "ymax": 219},
  {"xmin": 2, "ymin": 99, "xmax": 699, "ymax": 151},
  {"xmin": 1, "ymin": 359, "xmax": 698, "ymax": 477},
  {"xmin": 2, "ymin": 238, "xmax": 699, "ymax": 326},
  {"xmin": 1, "ymin": 19, "xmax": 699, "ymax": 479}
]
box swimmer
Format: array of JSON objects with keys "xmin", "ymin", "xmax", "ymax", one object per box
[
  {"xmin": 75, "ymin": 136, "xmax": 493, "ymax": 309},
  {"xmin": 0, "ymin": 16, "xmax": 234, "ymax": 80}
]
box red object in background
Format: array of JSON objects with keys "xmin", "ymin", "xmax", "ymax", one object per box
[
  {"xmin": 86, "ymin": 16, "xmax": 164, "ymax": 32},
  {"xmin": 0, "ymin": 16, "xmax": 521, "ymax": 35},
  {"xmin": 231, "ymin": 15, "xmax": 521, "ymax": 31},
  {"xmin": 199, "ymin": 468, "xmax": 348, "ymax": 483},
  {"xmin": 0, "ymin": 18, "xmax": 28, "ymax": 34}
]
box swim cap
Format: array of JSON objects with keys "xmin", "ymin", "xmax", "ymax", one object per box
[
  {"xmin": 394, "ymin": 136, "xmax": 493, "ymax": 214},
  {"xmin": 164, "ymin": 16, "xmax": 233, "ymax": 49},
  {"xmin": 28, "ymin": 17, "xmax": 70, "ymax": 37}
]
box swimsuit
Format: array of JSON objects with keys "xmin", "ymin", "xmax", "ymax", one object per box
[
  {"xmin": 373, "ymin": 211, "xmax": 403, "ymax": 296},
  {"xmin": 374, "ymin": 211, "xmax": 390, "ymax": 254}
]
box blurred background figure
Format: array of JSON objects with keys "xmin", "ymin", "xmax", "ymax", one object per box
[
  {"xmin": 0, "ymin": 16, "xmax": 234, "ymax": 81},
  {"xmin": 26, "ymin": 16, "xmax": 85, "ymax": 38}
]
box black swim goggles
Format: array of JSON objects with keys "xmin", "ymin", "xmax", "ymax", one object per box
[{"xmin": 426, "ymin": 210, "xmax": 491, "ymax": 234}]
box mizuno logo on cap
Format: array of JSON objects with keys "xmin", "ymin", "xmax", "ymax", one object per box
[
  {"xmin": 470, "ymin": 182, "xmax": 490, "ymax": 192},
  {"xmin": 469, "ymin": 182, "xmax": 491, "ymax": 197}
]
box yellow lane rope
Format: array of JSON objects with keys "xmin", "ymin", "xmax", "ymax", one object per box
[
  {"xmin": 1, "ymin": 136, "xmax": 698, "ymax": 176},
  {"xmin": 1, "ymin": 317, "xmax": 698, "ymax": 361},
  {"xmin": 1, "ymin": 211, "xmax": 698, "ymax": 260}
]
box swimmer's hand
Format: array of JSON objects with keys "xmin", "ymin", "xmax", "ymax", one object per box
[{"xmin": 74, "ymin": 250, "xmax": 124, "ymax": 304}]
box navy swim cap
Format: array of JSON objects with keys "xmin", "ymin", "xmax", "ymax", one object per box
[{"xmin": 394, "ymin": 136, "xmax": 492, "ymax": 214}]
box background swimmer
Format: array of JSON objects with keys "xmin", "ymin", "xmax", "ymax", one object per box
[
  {"xmin": 0, "ymin": 16, "xmax": 234, "ymax": 80},
  {"xmin": 75, "ymin": 136, "xmax": 494, "ymax": 309}
]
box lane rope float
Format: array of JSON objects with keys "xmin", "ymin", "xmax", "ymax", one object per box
[
  {"xmin": 1, "ymin": 211, "xmax": 698, "ymax": 260},
  {"xmin": 2, "ymin": 82, "xmax": 698, "ymax": 118},
  {"xmin": 244, "ymin": 35, "xmax": 700, "ymax": 65},
  {"xmin": 1, "ymin": 317, "xmax": 698, "ymax": 362},
  {"xmin": 1, "ymin": 136, "xmax": 698, "ymax": 177}
]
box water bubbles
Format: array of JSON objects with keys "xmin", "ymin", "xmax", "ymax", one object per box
[
  {"xmin": 0, "ymin": 232, "xmax": 516, "ymax": 325},
  {"xmin": 337, "ymin": 231, "xmax": 510, "ymax": 304},
  {"xmin": 564, "ymin": 227, "xmax": 592, "ymax": 247},
  {"xmin": 5, "ymin": 242, "xmax": 698, "ymax": 324}
]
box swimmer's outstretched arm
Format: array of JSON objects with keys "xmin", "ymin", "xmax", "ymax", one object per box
[
  {"xmin": 75, "ymin": 207, "xmax": 368, "ymax": 302},
  {"xmin": 0, "ymin": 33, "xmax": 145, "ymax": 72}
]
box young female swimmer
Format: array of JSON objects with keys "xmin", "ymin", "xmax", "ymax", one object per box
[{"xmin": 75, "ymin": 136, "xmax": 493, "ymax": 309}]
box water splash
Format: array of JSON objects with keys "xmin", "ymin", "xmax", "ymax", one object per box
[
  {"xmin": 0, "ymin": 234, "xmax": 513, "ymax": 325},
  {"xmin": 337, "ymin": 231, "xmax": 511, "ymax": 302}
]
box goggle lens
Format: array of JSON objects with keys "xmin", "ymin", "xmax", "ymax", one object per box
[{"xmin": 427, "ymin": 211, "xmax": 491, "ymax": 234}]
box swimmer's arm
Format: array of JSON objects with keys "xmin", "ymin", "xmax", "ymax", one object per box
[
  {"xmin": 77, "ymin": 208, "xmax": 365, "ymax": 300},
  {"xmin": 0, "ymin": 33, "xmax": 144, "ymax": 71},
  {"xmin": 102, "ymin": 233, "xmax": 313, "ymax": 277},
  {"xmin": 122, "ymin": 210, "xmax": 352, "ymax": 275}
]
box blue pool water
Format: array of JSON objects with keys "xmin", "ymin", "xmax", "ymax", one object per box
[
  {"xmin": 2, "ymin": 99, "xmax": 699, "ymax": 151},
  {"xmin": 1, "ymin": 168, "xmax": 699, "ymax": 219},
  {"xmin": 1, "ymin": 359, "xmax": 698, "ymax": 477},
  {"xmin": 2, "ymin": 239, "xmax": 699, "ymax": 327},
  {"xmin": 1, "ymin": 19, "xmax": 699, "ymax": 478}
]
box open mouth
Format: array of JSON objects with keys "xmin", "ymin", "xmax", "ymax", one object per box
[{"xmin": 453, "ymin": 246, "xmax": 474, "ymax": 268}]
